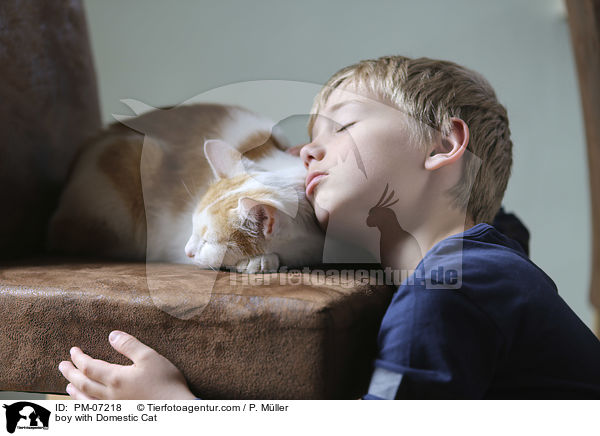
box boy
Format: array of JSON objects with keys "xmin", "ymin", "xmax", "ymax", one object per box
[{"xmin": 58, "ymin": 55, "xmax": 600, "ymax": 399}]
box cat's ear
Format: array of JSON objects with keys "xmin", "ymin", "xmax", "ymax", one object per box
[
  {"xmin": 238, "ymin": 197, "xmax": 278, "ymax": 238},
  {"xmin": 204, "ymin": 139, "xmax": 245, "ymax": 179}
]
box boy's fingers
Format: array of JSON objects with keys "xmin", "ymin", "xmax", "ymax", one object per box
[
  {"xmin": 109, "ymin": 331, "xmax": 156, "ymax": 363},
  {"xmin": 69, "ymin": 347, "xmax": 114, "ymax": 385},
  {"xmin": 59, "ymin": 361, "xmax": 106, "ymax": 399},
  {"xmin": 66, "ymin": 383, "xmax": 98, "ymax": 400}
]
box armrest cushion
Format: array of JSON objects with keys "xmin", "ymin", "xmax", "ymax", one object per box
[{"xmin": 0, "ymin": 259, "xmax": 393, "ymax": 399}]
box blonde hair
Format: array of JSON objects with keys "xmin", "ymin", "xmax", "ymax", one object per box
[{"xmin": 308, "ymin": 55, "xmax": 513, "ymax": 224}]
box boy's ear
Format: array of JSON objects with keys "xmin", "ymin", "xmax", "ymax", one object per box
[
  {"xmin": 424, "ymin": 118, "xmax": 469, "ymax": 171},
  {"xmin": 238, "ymin": 197, "xmax": 277, "ymax": 238},
  {"xmin": 204, "ymin": 139, "xmax": 245, "ymax": 179}
]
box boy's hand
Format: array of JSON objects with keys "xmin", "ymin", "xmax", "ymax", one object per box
[{"xmin": 58, "ymin": 331, "xmax": 196, "ymax": 400}]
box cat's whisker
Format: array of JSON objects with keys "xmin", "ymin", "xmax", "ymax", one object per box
[{"xmin": 181, "ymin": 179, "xmax": 194, "ymax": 201}]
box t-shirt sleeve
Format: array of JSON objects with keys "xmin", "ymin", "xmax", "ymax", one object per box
[{"xmin": 363, "ymin": 283, "xmax": 504, "ymax": 399}]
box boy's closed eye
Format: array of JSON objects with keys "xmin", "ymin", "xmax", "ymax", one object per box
[{"xmin": 335, "ymin": 121, "xmax": 357, "ymax": 133}]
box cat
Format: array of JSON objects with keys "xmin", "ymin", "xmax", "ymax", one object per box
[{"xmin": 46, "ymin": 103, "xmax": 325, "ymax": 273}]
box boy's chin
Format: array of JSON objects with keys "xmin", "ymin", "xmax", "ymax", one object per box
[{"xmin": 313, "ymin": 202, "xmax": 329, "ymax": 232}]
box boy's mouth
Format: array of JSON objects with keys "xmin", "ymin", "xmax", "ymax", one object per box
[{"xmin": 305, "ymin": 171, "xmax": 328, "ymax": 197}]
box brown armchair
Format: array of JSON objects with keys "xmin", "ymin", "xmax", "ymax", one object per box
[{"xmin": 0, "ymin": 0, "xmax": 393, "ymax": 399}]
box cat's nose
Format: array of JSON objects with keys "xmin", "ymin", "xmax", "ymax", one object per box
[{"xmin": 185, "ymin": 236, "xmax": 198, "ymax": 258}]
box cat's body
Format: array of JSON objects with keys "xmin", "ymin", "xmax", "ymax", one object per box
[{"xmin": 47, "ymin": 103, "xmax": 324, "ymax": 272}]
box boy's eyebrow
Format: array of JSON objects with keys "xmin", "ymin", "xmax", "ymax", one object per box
[{"xmin": 324, "ymin": 99, "xmax": 365, "ymax": 115}]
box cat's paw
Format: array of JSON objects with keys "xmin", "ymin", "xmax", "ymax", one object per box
[{"xmin": 236, "ymin": 253, "xmax": 280, "ymax": 273}]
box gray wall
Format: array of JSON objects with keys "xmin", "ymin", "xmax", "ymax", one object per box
[{"xmin": 83, "ymin": 0, "xmax": 594, "ymax": 328}]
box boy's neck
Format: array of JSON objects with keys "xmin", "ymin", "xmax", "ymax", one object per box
[{"xmin": 379, "ymin": 209, "xmax": 475, "ymax": 276}]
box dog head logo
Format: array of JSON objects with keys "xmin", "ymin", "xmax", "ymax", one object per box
[{"xmin": 2, "ymin": 402, "xmax": 50, "ymax": 434}]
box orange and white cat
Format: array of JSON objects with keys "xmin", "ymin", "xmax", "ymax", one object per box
[{"xmin": 47, "ymin": 103, "xmax": 324, "ymax": 272}]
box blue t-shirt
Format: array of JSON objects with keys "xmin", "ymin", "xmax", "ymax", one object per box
[{"xmin": 363, "ymin": 223, "xmax": 600, "ymax": 399}]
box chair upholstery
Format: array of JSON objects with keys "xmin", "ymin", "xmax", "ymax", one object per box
[
  {"xmin": 0, "ymin": 0, "xmax": 101, "ymax": 259},
  {"xmin": 0, "ymin": 259, "xmax": 393, "ymax": 399}
]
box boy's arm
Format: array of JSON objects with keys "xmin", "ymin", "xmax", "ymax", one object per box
[
  {"xmin": 58, "ymin": 331, "xmax": 196, "ymax": 400},
  {"xmin": 362, "ymin": 285, "xmax": 504, "ymax": 399}
]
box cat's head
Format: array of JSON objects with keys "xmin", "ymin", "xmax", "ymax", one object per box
[{"xmin": 184, "ymin": 139, "xmax": 304, "ymax": 270}]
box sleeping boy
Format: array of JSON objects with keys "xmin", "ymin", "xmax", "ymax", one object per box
[{"xmin": 58, "ymin": 55, "xmax": 600, "ymax": 399}]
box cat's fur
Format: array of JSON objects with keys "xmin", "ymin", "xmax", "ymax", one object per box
[{"xmin": 47, "ymin": 103, "xmax": 324, "ymax": 272}]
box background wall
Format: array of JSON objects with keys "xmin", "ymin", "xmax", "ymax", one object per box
[{"xmin": 82, "ymin": 0, "xmax": 593, "ymax": 327}]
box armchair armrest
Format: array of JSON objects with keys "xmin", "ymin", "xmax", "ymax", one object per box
[{"xmin": 0, "ymin": 258, "xmax": 393, "ymax": 399}]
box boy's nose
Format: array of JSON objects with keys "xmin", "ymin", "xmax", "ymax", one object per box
[{"xmin": 300, "ymin": 142, "xmax": 325, "ymax": 169}]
